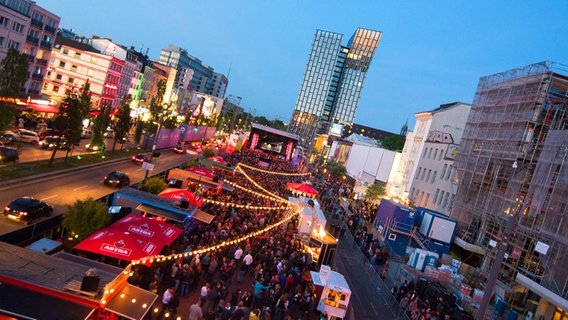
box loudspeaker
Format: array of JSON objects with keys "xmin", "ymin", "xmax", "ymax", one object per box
[
  {"xmin": 180, "ymin": 199, "xmax": 189, "ymax": 209},
  {"xmin": 81, "ymin": 275, "xmax": 100, "ymax": 292}
]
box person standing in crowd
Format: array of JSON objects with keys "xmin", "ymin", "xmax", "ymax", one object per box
[{"xmin": 188, "ymin": 299, "xmax": 204, "ymax": 320}]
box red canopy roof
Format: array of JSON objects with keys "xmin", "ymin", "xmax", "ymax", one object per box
[
  {"xmin": 185, "ymin": 166, "xmax": 216, "ymax": 179},
  {"xmin": 74, "ymin": 229, "xmax": 162, "ymax": 261},
  {"xmin": 158, "ymin": 188, "xmax": 204, "ymax": 208},
  {"xmin": 286, "ymin": 182, "xmax": 319, "ymax": 196},
  {"xmin": 107, "ymin": 214, "xmax": 183, "ymax": 246},
  {"xmin": 208, "ymin": 156, "xmax": 227, "ymax": 165}
]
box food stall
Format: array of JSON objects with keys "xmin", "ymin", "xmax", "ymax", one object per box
[{"xmin": 311, "ymin": 265, "xmax": 351, "ymax": 319}]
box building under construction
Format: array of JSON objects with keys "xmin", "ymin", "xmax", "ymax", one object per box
[{"xmin": 451, "ymin": 61, "xmax": 568, "ymax": 318}]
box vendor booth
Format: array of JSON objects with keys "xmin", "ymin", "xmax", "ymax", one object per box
[{"xmin": 311, "ymin": 265, "xmax": 351, "ymax": 320}]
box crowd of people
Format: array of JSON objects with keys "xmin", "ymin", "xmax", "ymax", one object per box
[{"xmin": 128, "ymin": 149, "xmax": 330, "ymax": 320}]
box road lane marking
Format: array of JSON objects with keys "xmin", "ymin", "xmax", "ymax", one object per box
[
  {"xmin": 73, "ymin": 185, "xmax": 89, "ymax": 191},
  {"xmin": 41, "ymin": 195, "xmax": 58, "ymax": 201}
]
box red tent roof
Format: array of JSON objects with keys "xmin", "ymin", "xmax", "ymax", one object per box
[
  {"xmin": 185, "ymin": 166, "xmax": 216, "ymax": 179},
  {"xmin": 74, "ymin": 229, "xmax": 162, "ymax": 261},
  {"xmin": 107, "ymin": 214, "xmax": 183, "ymax": 246},
  {"xmin": 158, "ymin": 188, "xmax": 204, "ymax": 208},
  {"xmin": 208, "ymin": 156, "xmax": 227, "ymax": 165},
  {"xmin": 286, "ymin": 182, "xmax": 319, "ymax": 196}
]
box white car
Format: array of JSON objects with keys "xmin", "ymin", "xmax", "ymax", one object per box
[
  {"xmin": 103, "ymin": 129, "xmax": 115, "ymax": 139},
  {"xmin": 8, "ymin": 129, "xmax": 40, "ymax": 144}
]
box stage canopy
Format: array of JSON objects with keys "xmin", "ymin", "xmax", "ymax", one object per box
[
  {"xmin": 74, "ymin": 229, "xmax": 162, "ymax": 262},
  {"xmin": 107, "ymin": 214, "xmax": 183, "ymax": 246},
  {"xmin": 105, "ymin": 284, "xmax": 158, "ymax": 320},
  {"xmin": 158, "ymin": 188, "xmax": 204, "ymax": 208}
]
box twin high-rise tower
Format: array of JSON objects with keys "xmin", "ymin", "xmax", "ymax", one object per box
[{"xmin": 288, "ymin": 28, "xmax": 382, "ymax": 145}]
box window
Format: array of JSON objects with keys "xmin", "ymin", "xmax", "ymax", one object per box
[
  {"xmin": 0, "ymin": 36, "xmax": 4, "ymax": 47},
  {"xmin": 55, "ymin": 74, "xmax": 62, "ymax": 81},
  {"xmin": 42, "ymin": 83, "xmax": 48, "ymax": 90},
  {"xmin": 7, "ymin": 40, "xmax": 19, "ymax": 50},
  {"xmin": 431, "ymin": 171, "xmax": 437, "ymax": 184},
  {"xmin": 445, "ymin": 165, "xmax": 452, "ymax": 180},
  {"xmin": 12, "ymin": 22, "xmax": 24, "ymax": 33},
  {"xmin": 428, "ymin": 148, "xmax": 433, "ymax": 159},
  {"xmin": 433, "ymin": 189, "xmax": 440, "ymax": 204},
  {"xmin": 443, "ymin": 192, "xmax": 450, "ymax": 208},
  {"xmin": 71, "ymin": 64, "xmax": 78, "ymax": 71},
  {"xmin": 43, "ymin": 35, "xmax": 51, "ymax": 43},
  {"xmin": 59, "ymin": 61, "xmax": 66, "ymax": 68},
  {"xmin": 433, "ymin": 149, "xmax": 438, "ymax": 160},
  {"xmin": 75, "ymin": 52, "xmax": 81, "ymax": 58},
  {"xmin": 438, "ymin": 149, "xmax": 443, "ymax": 160},
  {"xmin": 87, "ymin": 69, "xmax": 94, "ymax": 77},
  {"xmin": 52, "ymin": 85, "xmax": 59, "ymax": 92},
  {"xmin": 423, "ymin": 148, "xmax": 428, "ymax": 158},
  {"xmin": 68, "ymin": 77, "xmax": 74, "ymax": 84},
  {"xmin": 426, "ymin": 169, "xmax": 432, "ymax": 181},
  {"xmin": 63, "ymin": 48, "xmax": 69, "ymax": 55},
  {"xmin": 438, "ymin": 191, "xmax": 445, "ymax": 205},
  {"xmin": 441, "ymin": 164, "xmax": 448, "ymax": 178},
  {"xmin": 424, "ymin": 193, "xmax": 430, "ymax": 206},
  {"xmin": 0, "ymin": 16, "xmax": 9, "ymax": 28}
]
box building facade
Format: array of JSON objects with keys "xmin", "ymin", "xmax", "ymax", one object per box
[
  {"xmin": 158, "ymin": 44, "xmax": 227, "ymax": 98},
  {"xmin": 451, "ymin": 62, "xmax": 568, "ymax": 317},
  {"xmin": 288, "ymin": 28, "xmax": 382, "ymax": 145},
  {"xmin": 0, "ymin": 0, "xmax": 59, "ymax": 98},
  {"xmin": 407, "ymin": 102, "xmax": 471, "ymax": 215}
]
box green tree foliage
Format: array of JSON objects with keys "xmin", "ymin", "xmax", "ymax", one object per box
[
  {"xmin": 112, "ymin": 95, "xmax": 132, "ymax": 151},
  {"xmin": 380, "ymin": 135, "xmax": 405, "ymax": 152},
  {"xmin": 365, "ymin": 182, "xmax": 386, "ymax": 202},
  {"xmin": 271, "ymin": 119, "xmax": 287, "ymax": 131},
  {"xmin": 62, "ymin": 197, "xmax": 111, "ymax": 241},
  {"xmin": 0, "ymin": 48, "xmax": 29, "ymax": 131},
  {"xmin": 0, "ymin": 48, "xmax": 28, "ymax": 99},
  {"xmin": 90, "ymin": 103, "xmax": 111, "ymax": 149},
  {"xmin": 49, "ymin": 82, "xmax": 93, "ymax": 166},
  {"xmin": 202, "ymin": 147, "xmax": 216, "ymax": 158},
  {"xmin": 142, "ymin": 177, "xmax": 168, "ymax": 194},
  {"xmin": 253, "ymin": 116, "xmax": 270, "ymax": 126},
  {"xmin": 324, "ymin": 159, "xmax": 347, "ymax": 180},
  {"xmin": 134, "ymin": 119, "xmax": 144, "ymax": 145},
  {"xmin": 147, "ymin": 79, "xmax": 166, "ymax": 134}
]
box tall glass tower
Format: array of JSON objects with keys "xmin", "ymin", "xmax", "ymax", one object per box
[{"xmin": 288, "ymin": 28, "xmax": 382, "ymax": 145}]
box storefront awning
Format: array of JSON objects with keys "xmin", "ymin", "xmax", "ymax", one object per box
[
  {"xmin": 136, "ymin": 204, "xmax": 189, "ymax": 224},
  {"xmin": 105, "ymin": 284, "xmax": 158, "ymax": 320},
  {"xmin": 28, "ymin": 102, "xmax": 60, "ymax": 113}
]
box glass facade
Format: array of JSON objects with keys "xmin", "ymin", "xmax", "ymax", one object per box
[{"xmin": 288, "ymin": 28, "xmax": 382, "ymax": 144}]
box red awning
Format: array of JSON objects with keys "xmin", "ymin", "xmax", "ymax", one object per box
[
  {"xmin": 106, "ymin": 214, "xmax": 183, "ymax": 246},
  {"xmin": 74, "ymin": 229, "xmax": 162, "ymax": 261},
  {"xmin": 158, "ymin": 188, "xmax": 204, "ymax": 208},
  {"xmin": 286, "ymin": 182, "xmax": 319, "ymax": 196},
  {"xmin": 185, "ymin": 167, "xmax": 216, "ymax": 179},
  {"xmin": 28, "ymin": 102, "xmax": 60, "ymax": 113}
]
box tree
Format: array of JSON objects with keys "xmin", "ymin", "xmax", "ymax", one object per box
[
  {"xmin": 0, "ymin": 48, "xmax": 29, "ymax": 131},
  {"xmin": 142, "ymin": 177, "xmax": 168, "ymax": 194},
  {"xmin": 365, "ymin": 182, "xmax": 386, "ymax": 203},
  {"xmin": 0, "ymin": 48, "xmax": 28, "ymax": 100},
  {"xmin": 112, "ymin": 95, "xmax": 132, "ymax": 151},
  {"xmin": 202, "ymin": 147, "xmax": 216, "ymax": 158},
  {"xmin": 270, "ymin": 119, "xmax": 287, "ymax": 131},
  {"xmin": 89, "ymin": 103, "xmax": 111, "ymax": 151},
  {"xmin": 62, "ymin": 197, "xmax": 111, "ymax": 241},
  {"xmin": 324, "ymin": 159, "xmax": 347, "ymax": 180},
  {"xmin": 380, "ymin": 135, "xmax": 405, "ymax": 152},
  {"xmin": 253, "ymin": 116, "xmax": 270, "ymax": 126},
  {"xmin": 48, "ymin": 82, "xmax": 92, "ymax": 166}
]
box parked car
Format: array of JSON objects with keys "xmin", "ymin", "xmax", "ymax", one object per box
[
  {"xmin": 7, "ymin": 129, "xmax": 40, "ymax": 144},
  {"xmin": 0, "ymin": 133, "xmax": 17, "ymax": 144},
  {"xmin": 3, "ymin": 197, "xmax": 53, "ymax": 224},
  {"xmin": 131, "ymin": 153, "xmax": 150, "ymax": 164},
  {"xmin": 85, "ymin": 142, "xmax": 106, "ymax": 151},
  {"xmin": 39, "ymin": 136, "xmax": 68, "ymax": 150},
  {"xmin": 0, "ymin": 147, "xmax": 19, "ymax": 163},
  {"xmin": 81, "ymin": 129, "xmax": 92, "ymax": 139},
  {"xmin": 104, "ymin": 171, "xmax": 131, "ymax": 188}
]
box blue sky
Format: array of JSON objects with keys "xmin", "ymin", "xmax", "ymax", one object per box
[{"xmin": 42, "ymin": 1, "xmax": 568, "ymax": 134}]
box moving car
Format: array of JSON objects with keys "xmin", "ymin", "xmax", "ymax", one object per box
[
  {"xmin": 131, "ymin": 153, "xmax": 150, "ymax": 164},
  {"xmin": 39, "ymin": 136, "xmax": 68, "ymax": 150},
  {"xmin": 81, "ymin": 129, "xmax": 92, "ymax": 139},
  {"xmin": 85, "ymin": 142, "xmax": 106, "ymax": 151},
  {"xmin": 9, "ymin": 129, "xmax": 40, "ymax": 144},
  {"xmin": 0, "ymin": 147, "xmax": 19, "ymax": 163},
  {"xmin": 3, "ymin": 197, "xmax": 53, "ymax": 224},
  {"xmin": 104, "ymin": 171, "xmax": 131, "ymax": 188}
]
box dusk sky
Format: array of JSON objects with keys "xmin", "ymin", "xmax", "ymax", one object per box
[{"xmin": 42, "ymin": 1, "xmax": 568, "ymax": 134}]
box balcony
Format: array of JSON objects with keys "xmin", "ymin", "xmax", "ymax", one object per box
[
  {"xmin": 31, "ymin": 73, "xmax": 44, "ymax": 80},
  {"xmin": 27, "ymin": 88, "xmax": 41, "ymax": 96},
  {"xmin": 36, "ymin": 58, "xmax": 48, "ymax": 66},
  {"xmin": 25, "ymin": 54, "xmax": 35, "ymax": 62},
  {"xmin": 26, "ymin": 35, "xmax": 40, "ymax": 46},
  {"xmin": 40, "ymin": 41, "xmax": 52, "ymax": 50},
  {"xmin": 44, "ymin": 25, "xmax": 56, "ymax": 35},
  {"xmin": 30, "ymin": 19, "xmax": 44, "ymax": 29}
]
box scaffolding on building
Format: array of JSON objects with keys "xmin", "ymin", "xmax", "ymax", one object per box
[{"xmin": 451, "ymin": 61, "xmax": 568, "ymax": 305}]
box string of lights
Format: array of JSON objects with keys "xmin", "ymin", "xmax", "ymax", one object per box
[
  {"xmin": 130, "ymin": 205, "xmax": 299, "ymax": 266},
  {"xmin": 235, "ymin": 165, "xmax": 287, "ymax": 202},
  {"xmin": 224, "ymin": 180, "xmax": 289, "ymax": 203},
  {"xmin": 202, "ymin": 198, "xmax": 289, "ymax": 210},
  {"xmin": 236, "ymin": 163, "xmax": 311, "ymax": 176}
]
